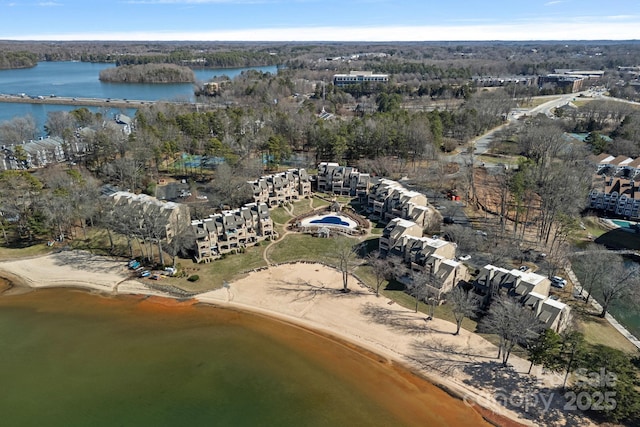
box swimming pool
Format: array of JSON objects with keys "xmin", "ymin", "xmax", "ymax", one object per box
[
  {"xmin": 611, "ymin": 219, "xmax": 638, "ymax": 229},
  {"xmin": 300, "ymin": 213, "xmax": 358, "ymax": 230}
]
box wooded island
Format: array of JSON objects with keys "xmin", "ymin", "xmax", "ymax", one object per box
[{"xmin": 99, "ymin": 63, "xmax": 196, "ymax": 83}]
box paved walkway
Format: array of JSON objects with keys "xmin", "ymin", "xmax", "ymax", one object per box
[{"xmin": 565, "ymin": 268, "xmax": 640, "ymax": 350}]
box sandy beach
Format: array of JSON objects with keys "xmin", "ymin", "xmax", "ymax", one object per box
[{"xmin": 0, "ymin": 251, "xmax": 596, "ymax": 427}]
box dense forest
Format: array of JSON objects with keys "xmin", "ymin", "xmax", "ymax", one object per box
[
  {"xmin": 98, "ymin": 63, "xmax": 196, "ymax": 83},
  {"xmin": 0, "ymin": 50, "xmax": 38, "ymax": 69}
]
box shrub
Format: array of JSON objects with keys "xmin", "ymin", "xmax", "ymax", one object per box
[{"xmin": 187, "ymin": 274, "xmax": 200, "ymax": 282}]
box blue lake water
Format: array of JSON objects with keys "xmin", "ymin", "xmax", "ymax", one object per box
[{"xmin": 0, "ymin": 61, "xmax": 277, "ymax": 132}]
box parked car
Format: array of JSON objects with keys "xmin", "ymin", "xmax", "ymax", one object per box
[
  {"xmin": 551, "ymin": 276, "xmax": 567, "ymax": 288},
  {"xmin": 458, "ymin": 255, "xmax": 471, "ymax": 261},
  {"xmin": 519, "ymin": 265, "xmax": 530, "ymax": 272},
  {"xmin": 139, "ymin": 270, "xmax": 151, "ymax": 278}
]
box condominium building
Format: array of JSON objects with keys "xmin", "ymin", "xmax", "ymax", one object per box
[
  {"xmin": 249, "ymin": 168, "xmax": 311, "ymax": 207},
  {"xmin": 367, "ymin": 179, "xmax": 432, "ymax": 228},
  {"xmin": 380, "ymin": 218, "xmax": 468, "ymax": 297},
  {"xmin": 473, "ymin": 265, "xmax": 571, "ymax": 332},
  {"xmin": 109, "ymin": 191, "xmax": 191, "ymax": 244},
  {"xmin": 316, "ymin": 162, "xmax": 372, "ymax": 196},
  {"xmin": 191, "ymin": 202, "xmax": 277, "ymax": 263}
]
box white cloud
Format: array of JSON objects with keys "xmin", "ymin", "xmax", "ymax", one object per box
[
  {"xmin": 5, "ymin": 19, "xmax": 640, "ymax": 41},
  {"xmin": 38, "ymin": 1, "xmax": 62, "ymax": 5},
  {"xmin": 544, "ymin": 1, "xmax": 565, "ymax": 5}
]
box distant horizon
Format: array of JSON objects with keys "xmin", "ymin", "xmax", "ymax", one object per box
[
  {"xmin": 2, "ymin": 39, "xmax": 640, "ymax": 44},
  {"xmin": 1, "ymin": 0, "xmax": 639, "ymax": 42}
]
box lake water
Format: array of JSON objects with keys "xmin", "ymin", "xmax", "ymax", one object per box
[
  {"xmin": 0, "ymin": 283, "xmax": 489, "ymax": 427},
  {"xmin": 0, "ymin": 61, "xmax": 277, "ymax": 132}
]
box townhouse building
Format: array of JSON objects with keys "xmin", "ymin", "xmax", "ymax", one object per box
[
  {"xmin": 367, "ymin": 178, "xmax": 432, "ymax": 228},
  {"xmin": 110, "ymin": 191, "xmax": 191, "ymax": 244},
  {"xmin": 192, "ymin": 202, "xmax": 276, "ymax": 263},
  {"xmin": 0, "ymin": 136, "xmax": 66, "ymax": 170},
  {"xmin": 473, "ymin": 264, "xmax": 571, "ymax": 333},
  {"xmin": 316, "ymin": 163, "xmax": 433, "ymax": 227},
  {"xmin": 249, "ymin": 168, "xmax": 311, "ymax": 207},
  {"xmin": 589, "ymin": 152, "xmax": 640, "ymax": 219},
  {"xmin": 380, "ymin": 217, "xmax": 468, "ymax": 298},
  {"xmin": 316, "ymin": 162, "xmax": 372, "ymax": 196}
]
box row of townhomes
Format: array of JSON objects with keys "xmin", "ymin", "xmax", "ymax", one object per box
[
  {"xmin": 474, "ymin": 265, "xmax": 572, "ymax": 332},
  {"xmin": 589, "ymin": 152, "xmax": 640, "ymax": 219},
  {"xmin": 110, "ymin": 190, "xmax": 191, "ymax": 244},
  {"xmin": 316, "ymin": 162, "xmax": 372, "ymax": 197},
  {"xmin": 1, "ymin": 115, "xmax": 134, "ymax": 171},
  {"xmin": 249, "ymin": 168, "xmax": 312, "ymax": 207},
  {"xmin": 379, "ymin": 217, "xmax": 469, "ymax": 299},
  {"xmin": 192, "ymin": 202, "xmax": 276, "ymax": 262},
  {"xmin": 316, "ymin": 163, "xmax": 434, "ymax": 228},
  {"xmin": 194, "ymin": 169, "xmax": 312, "ymax": 263},
  {"xmin": 366, "ymin": 179, "xmax": 432, "ymax": 228},
  {"xmin": 0, "ymin": 136, "xmax": 87, "ymax": 171},
  {"xmin": 317, "ymin": 162, "xmax": 459, "ymax": 297}
]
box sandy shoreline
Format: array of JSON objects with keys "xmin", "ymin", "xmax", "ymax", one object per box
[{"xmin": 0, "ymin": 251, "xmax": 595, "ymax": 427}]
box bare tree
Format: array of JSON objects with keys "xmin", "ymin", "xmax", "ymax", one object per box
[
  {"xmin": 0, "ymin": 115, "xmax": 37, "ymax": 144},
  {"xmin": 593, "ymin": 256, "xmax": 639, "ymax": 318},
  {"xmin": 329, "ymin": 236, "xmax": 360, "ymax": 293},
  {"xmin": 480, "ymin": 296, "xmax": 544, "ymax": 366},
  {"xmin": 405, "ymin": 276, "xmax": 430, "ymax": 313},
  {"xmin": 571, "ymin": 246, "xmax": 617, "ymax": 304},
  {"xmin": 448, "ymin": 286, "xmax": 479, "ymax": 335},
  {"xmin": 366, "ymin": 250, "xmax": 390, "ymax": 296}
]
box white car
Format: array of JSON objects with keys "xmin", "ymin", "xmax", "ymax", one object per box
[
  {"xmin": 458, "ymin": 255, "xmax": 471, "ymax": 261},
  {"xmin": 551, "ymin": 276, "xmax": 567, "ymax": 288}
]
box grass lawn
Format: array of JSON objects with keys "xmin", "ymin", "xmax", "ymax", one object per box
[
  {"xmin": 579, "ymin": 314, "xmax": 639, "ymax": 354},
  {"xmin": 571, "ymin": 99, "xmax": 594, "ymax": 108},
  {"xmin": 291, "ymin": 199, "xmax": 314, "ymax": 216},
  {"xmin": 312, "ymin": 197, "xmax": 331, "ymax": 209},
  {"xmin": 269, "ymin": 207, "xmax": 292, "ymax": 225},
  {"xmin": 164, "ymin": 244, "xmax": 268, "ymax": 292},
  {"xmin": 268, "ymin": 233, "xmax": 356, "ymax": 264},
  {"xmin": 354, "ymin": 265, "xmax": 478, "ymax": 334},
  {"xmin": 0, "ymin": 243, "xmax": 53, "ymax": 260}
]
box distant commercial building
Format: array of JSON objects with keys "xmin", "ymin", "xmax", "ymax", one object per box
[
  {"xmin": 473, "ymin": 75, "xmax": 538, "ymax": 87},
  {"xmin": 333, "ymin": 71, "xmax": 389, "ymax": 87}
]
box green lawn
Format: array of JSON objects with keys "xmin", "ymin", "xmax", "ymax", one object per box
[
  {"xmin": 269, "ymin": 207, "xmax": 292, "ymax": 225},
  {"xmin": 312, "ymin": 197, "xmax": 331, "ymax": 209},
  {"xmin": 291, "ymin": 199, "xmax": 314, "ymax": 216},
  {"xmin": 268, "ymin": 234, "xmax": 358, "ymax": 265},
  {"xmin": 165, "ymin": 244, "xmax": 268, "ymax": 292},
  {"xmin": 0, "ymin": 243, "xmax": 53, "ymax": 260}
]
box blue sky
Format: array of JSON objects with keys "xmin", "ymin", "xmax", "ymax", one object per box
[{"xmin": 1, "ymin": 0, "xmax": 639, "ymax": 41}]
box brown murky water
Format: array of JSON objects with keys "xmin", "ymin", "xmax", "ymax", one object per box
[{"xmin": 0, "ymin": 283, "xmax": 491, "ymax": 426}]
